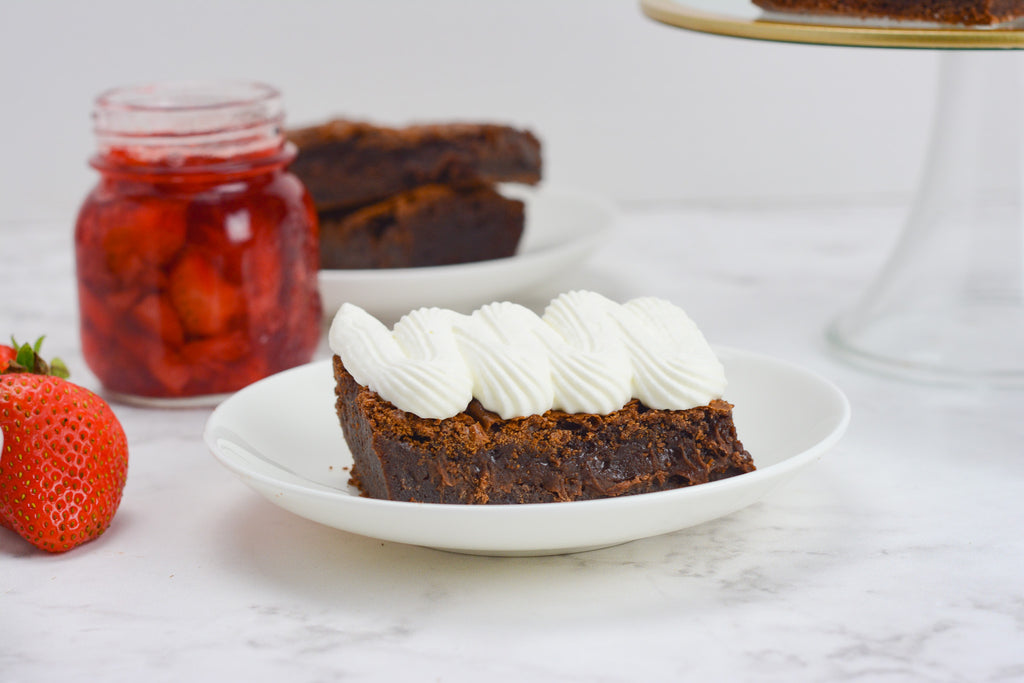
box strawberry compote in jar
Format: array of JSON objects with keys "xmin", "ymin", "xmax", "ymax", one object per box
[{"xmin": 74, "ymin": 81, "xmax": 321, "ymax": 404}]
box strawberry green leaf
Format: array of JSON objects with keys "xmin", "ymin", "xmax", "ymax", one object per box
[
  {"xmin": 49, "ymin": 357, "xmax": 70, "ymax": 379},
  {"xmin": 2, "ymin": 336, "xmax": 70, "ymax": 378}
]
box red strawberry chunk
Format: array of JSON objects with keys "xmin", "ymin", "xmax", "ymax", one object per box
[
  {"xmin": 167, "ymin": 252, "xmax": 242, "ymax": 338},
  {"xmin": 100, "ymin": 198, "xmax": 187, "ymax": 284},
  {"xmin": 239, "ymin": 230, "xmax": 283, "ymax": 332},
  {"xmin": 181, "ymin": 331, "xmax": 250, "ymax": 365},
  {"xmin": 138, "ymin": 347, "xmax": 192, "ymax": 396},
  {"xmin": 131, "ymin": 294, "xmax": 185, "ymax": 348},
  {"xmin": 180, "ymin": 332, "xmax": 262, "ymax": 394}
]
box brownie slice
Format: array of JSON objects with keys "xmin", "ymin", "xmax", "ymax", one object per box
[
  {"xmin": 318, "ymin": 184, "xmax": 524, "ymax": 269},
  {"xmin": 287, "ymin": 119, "xmax": 542, "ymax": 211},
  {"xmin": 752, "ymin": 0, "xmax": 1024, "ymax": 25},
  {"xmin": 333, "ymin": 356, "xmax": 755, "ymax": 504}
]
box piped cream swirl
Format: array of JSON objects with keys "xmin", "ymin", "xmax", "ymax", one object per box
[{"xmin": 328, "ymin": 291, "xmax": 726, "ymax": 420}]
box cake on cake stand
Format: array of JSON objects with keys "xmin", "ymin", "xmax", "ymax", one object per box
[{"xmin": 643, "ymin": 0, "xmax": 1024, "ymax": 387}]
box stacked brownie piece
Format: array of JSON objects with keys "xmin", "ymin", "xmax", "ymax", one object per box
[
  {"xmin": 752, "ymin": 0, "xmax": 1024, "ymax": 25},
  {"xmin": 286, "ymin": 120, "xmax": 543, "ymax": 269}
]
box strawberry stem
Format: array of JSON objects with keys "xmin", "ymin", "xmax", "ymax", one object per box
[{"xmin": 3, "ymin": 336, "xmax": 70, "ymax": 378}]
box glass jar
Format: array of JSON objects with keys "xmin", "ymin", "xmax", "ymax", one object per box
[{"xmin": 74, "ymin": 81, "xmax": 321, "ymax": 404}]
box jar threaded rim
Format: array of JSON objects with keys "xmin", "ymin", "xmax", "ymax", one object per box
[{"xmin": 92, "ymin": 81, "xmax": 285, "ymax": 163}]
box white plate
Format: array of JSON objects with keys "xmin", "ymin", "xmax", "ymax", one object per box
[
  {"xmin": 316, "ymin": 185, "xmax": 615, "ymax": 323},
  {"xmin": 204, "ymin": 349, "xmax": 850, "ymax": 556}
]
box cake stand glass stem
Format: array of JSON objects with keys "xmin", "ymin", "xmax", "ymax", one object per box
[{"xmin": 828, "ymin": 49, "xmax": 1024, "ymax": 386}]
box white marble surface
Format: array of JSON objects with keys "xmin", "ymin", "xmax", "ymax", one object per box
[{"xmin": 2, "ymin": 203, "xmax": 1023, "ymax": 682}]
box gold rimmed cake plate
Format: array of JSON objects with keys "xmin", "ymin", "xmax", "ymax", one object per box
[
  {"xmin": 316, "ymin": 185, "xmax": 615, "ymax": 325},
  {"xmin": 203, "ymin": 349, "xmax": 850, "ymax": 557},
  {"xmin": 642, "ymin": 1, "xmax": 1024, "ymax": 385},
  {"xmin": 641, "ymin": 0, "xmax": 1024, "ymax": 48}
]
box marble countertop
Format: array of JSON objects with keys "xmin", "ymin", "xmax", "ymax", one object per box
[{"xmin": 3, "ymin": 202, "xmax": 1022, "ymax": 682}]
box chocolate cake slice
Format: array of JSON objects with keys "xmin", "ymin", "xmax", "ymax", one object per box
[
  {"xmin": 333, "ymin": 357, "xmax": 754, "ymax": 504},
  {"xmin": 318, "ymin": 184, "xmax": 524, "ymax": 269},
  {"xmin": 752, "ymin": 0, "xmax": 1024, "ymax": 25},
  {"xmin": 287, "ymin": 119, "xmax": 542, "ymax": 211}
]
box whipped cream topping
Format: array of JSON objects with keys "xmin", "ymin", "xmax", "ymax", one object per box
[{"xmin": 328, "ymin": 291, "xmax": 726, "ymax": 420}]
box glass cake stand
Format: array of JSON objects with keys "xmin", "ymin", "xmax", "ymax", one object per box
[{"xmin": 642, "ymin": 0, "xmax": 1024, "ymax": 387}]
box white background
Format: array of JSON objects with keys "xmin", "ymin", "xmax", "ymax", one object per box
[{"xmin": 0, "ymin": 0, "xmax": 940, "ymax": 225}]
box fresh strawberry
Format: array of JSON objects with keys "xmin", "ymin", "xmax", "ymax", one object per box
[
  {"xmin": 0, "ymin": 337, "xmax": 128, "ymax": 552},
  {"xmin": 0, "ymin": 343, "xmax": 16, "ymax": 372},
  {"xmin": 167, "ymin": 251, "xmax": 242, "ymax": 338}
]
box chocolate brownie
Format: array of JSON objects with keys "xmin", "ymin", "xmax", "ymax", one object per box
[
  {"xmin": 287, "ymin": 119, "xmax": 542, "ymax": 211},
  {"xmin": 752, "ymin": 0, "xmax": 1024, "ymax": 24},
  {"xmin": 318, "ymin": 184, "xmax": 524, "ymax": 269},
  {"xmin": 333, "ymin": 356, "xmax": 755, "ymax": 504}
]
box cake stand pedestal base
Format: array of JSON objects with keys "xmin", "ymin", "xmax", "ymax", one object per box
[{"xmin": 828, "ymin": 51, "xmax": 1024, "ymax": 386}]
